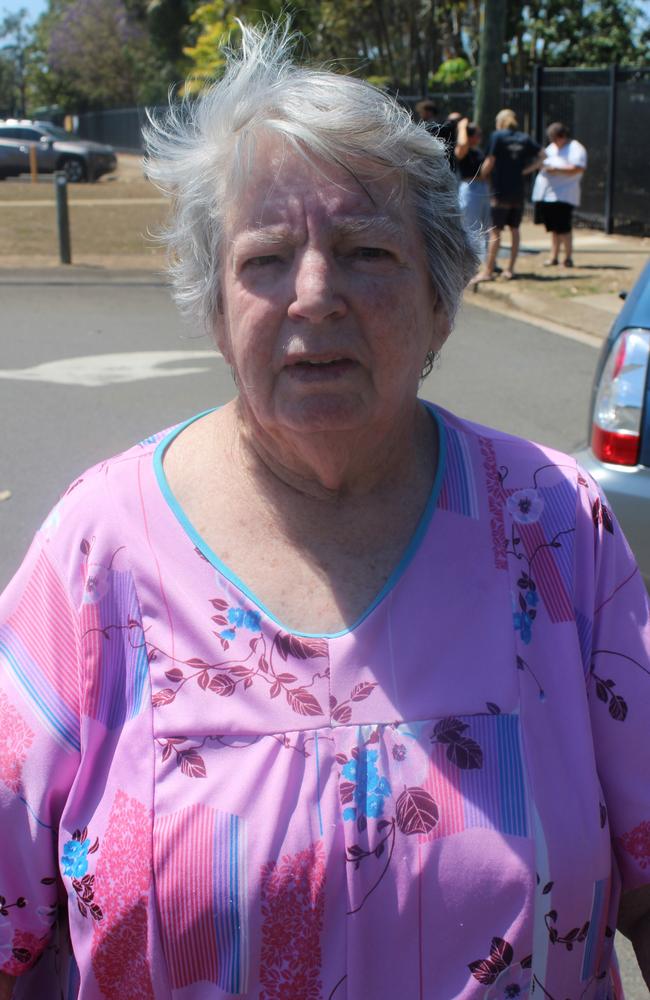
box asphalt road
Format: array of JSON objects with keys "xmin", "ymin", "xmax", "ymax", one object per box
[
  {"xmin": 0, "ymin": 275, "xmax": 645, "ymax": 995},
  {"xmin": 1, "ymin": 274, "xmax": 599, "ymax": 587}
]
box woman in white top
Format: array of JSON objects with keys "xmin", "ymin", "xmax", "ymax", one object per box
[{"xmin": 532, "ymin": 121, "xmax": 587, "ymax": 267}]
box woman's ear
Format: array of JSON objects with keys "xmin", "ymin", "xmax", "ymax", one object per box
[
  {"xmin": 214, "ymin": 290, "xmax": 231, "ymax": 362},
  {"xmin": 431, "ymin": 298, "xmax": 451, "ymax": 354}
]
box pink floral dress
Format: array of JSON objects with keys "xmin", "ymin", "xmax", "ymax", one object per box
[{"xmin": 1, "ymin": 404, "xmax": 649, "ymax": 999}]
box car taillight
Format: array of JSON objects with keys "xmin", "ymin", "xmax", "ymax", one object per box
[{"xmin": 591, "ymin": 328, "xmax": 650, "ymax": 465}]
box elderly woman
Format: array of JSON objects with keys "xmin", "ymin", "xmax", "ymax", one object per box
[{"xmin": 1, "ymin": 25, "xmax": 649, "ymax": 1000}]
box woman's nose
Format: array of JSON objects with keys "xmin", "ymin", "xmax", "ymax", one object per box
[{"xmin": 287, "ymin": 250, "xmax": 347, "ymax": 323}]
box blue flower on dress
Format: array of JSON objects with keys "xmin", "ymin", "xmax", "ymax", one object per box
[
  {"xmin": 526, "ymin": 589, "xmax": 539, "ymax": 608},
  {"xmin": 220, "ymin": 628, "xmax": 236, "ymax": 641},
  {"xmin": 506, "ymin": 489, "xmax": 544, "ymax": 525},
  {"xmin": 341, "ymin": 749, "xmax": 391, "ymax": 821},
  {"xmin": 243, "ymin": 610, "xmax": 261, "ymax": 631},
  {"xmin": 61, "ymin": 837, "xmax": 90, "ymax": 878},
  {"xmin": 227, "ymin": 607, "xmax": 261, "ymax": 632},
  {"xmin": 513, "ymin": 610, "xmax": 533, "ymax": 644}
]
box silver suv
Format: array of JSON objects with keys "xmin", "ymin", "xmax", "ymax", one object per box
[{"xmin": 0, "ymin": 119, "xmax": 117, "ymax": 182}]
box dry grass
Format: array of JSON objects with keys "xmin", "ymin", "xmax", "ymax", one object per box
[{"xmin": 0, "ymin": 154, "xmax": 169, "ymax": 264}]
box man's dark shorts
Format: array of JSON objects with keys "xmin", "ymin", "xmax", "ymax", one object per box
[{"xmin": 490, "ymin": 202, "xmax": 523, "ymax": 229}]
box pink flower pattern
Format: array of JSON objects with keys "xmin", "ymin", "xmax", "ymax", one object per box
[
  {"xmin": 619, "ymin": 819, "xmax": 650, "ymax": 869},
  {"xmin": 0, "ymin": 691, "xmax": 33, "ymax": 794},
  {"xmin": 260, "ymin": 841, "xmax": 326, "ymax": 1000},
  {"xmin": 90, "ymin": 790, "xmax": 154, "ymax": 999}
]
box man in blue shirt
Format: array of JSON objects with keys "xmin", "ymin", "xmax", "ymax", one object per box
[{"xmin": 472, "ymin": 109, "xmax": 543, "ymax": 282}]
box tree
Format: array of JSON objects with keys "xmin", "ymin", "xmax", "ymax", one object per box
[
  {"xmin": 0, "ymin": 8, "xmax": 33, "ymax": 116},
  {"xmin": 504, "ymin": 0, "xmax": 649, "ymax": 74},
  {"xmin": 46, "ymin": 0, "xmax": 167, "ymax": 108},
  {"xmin": 474, "ymin": 0, "xmax": 507, "ymax": 137}
]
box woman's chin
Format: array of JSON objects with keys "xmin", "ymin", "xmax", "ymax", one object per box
[{"xmin": 273, "ymin": 393, "xmax": 372, "ymax": 435}]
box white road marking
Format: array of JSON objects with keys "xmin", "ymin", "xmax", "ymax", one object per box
[{"xmin": 0, "ymin": 350, "xmax": 220, "ymax": 387}]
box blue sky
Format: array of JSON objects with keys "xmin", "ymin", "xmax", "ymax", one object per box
[{"xmin": 2, "ymin": 0, "xmax": 47, "ymax": 23}]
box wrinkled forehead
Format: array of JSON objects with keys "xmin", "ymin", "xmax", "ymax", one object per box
[{"xmin": 223, "ymin": 131, "xmax": 410, "ymax": 235}]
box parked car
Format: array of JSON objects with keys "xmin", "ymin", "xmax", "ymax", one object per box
[
  {"xmin": 574, "ymin": 261, "xmax": 650, "ymax": 589},
  {"xmin": 0, "ymin": 119, "xmax": 117, "ymax": 182}
]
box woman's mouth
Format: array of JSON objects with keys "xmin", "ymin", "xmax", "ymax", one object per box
[{"xmin": 286, "ymin": 357, "xmax": 358, "ymax": 380}]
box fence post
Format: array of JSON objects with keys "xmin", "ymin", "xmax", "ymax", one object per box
[
  {"xmin": 54, "ymin": 171, "xmax": 72, "ymax": 264},
  {"xmin": 604, "ymin": 63, "xmax": 618, "ymax": 235},
  {"xmin": 532, "ymin": 64, "xmax": 544, "ymax": 146},
  {"xmin": 29, "ymin": 145, "xmax": 38, "ymax": 184}
]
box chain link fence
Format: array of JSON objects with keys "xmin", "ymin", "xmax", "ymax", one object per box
[{"xmin": 73, "ymin": 65, "xmax": 650, "ymax": 234}]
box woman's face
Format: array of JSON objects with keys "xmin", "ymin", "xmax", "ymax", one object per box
[{"xmin": 217, "ymin": 141, "xmax": 447, "ymax": 442}]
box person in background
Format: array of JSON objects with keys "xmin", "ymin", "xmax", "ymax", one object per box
[
  {"xmin": 415, "ymin": 100, "xmax": 461, "ymax": 171},
  {"xmin": 454, "ymin": 117, "xmax": 490, "ymax": 258},
  {"xmin": 473, "ymin": 108, "xmax": 543, "ymax": 282},
  {"xmin": 532, "ymin": 121, "xmax": 587, "ymax": 268}
]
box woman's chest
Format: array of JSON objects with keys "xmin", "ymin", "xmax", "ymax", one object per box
[{"xmin": 61, "ymin": 520, "xmax": 617, "ymax": 999}]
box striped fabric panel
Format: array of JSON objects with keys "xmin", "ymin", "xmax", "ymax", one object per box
[
  {"xmin": 8, "ymin": 549, "xmax": 79, "ymax": 716},
  {"xmin": 538, "ymin": 479, "xmax": 576, "ymax": 598},
  {"xmin": 517, "ymin": 519, "xmax": 574, "ymax": 623},
  {"xmin": 494, "ymin": 714, "xmax": 529, "ymax": 837},
  {"xmin": 438, "ymin": 427, "xmax": 480, "ymax": 520},
  {"xmin": 214, "ymin": 810, "xmax": 249, "ymax": 994},
  {"xmin": 420, "ymin": 744, "xmax": 466, "ymax": 841},
  {"xmin": 420, "ymin": 714, "xmax": 529, "ymax": 842},
  {"xmin": 79, "ymin": 571, "xmax": 149, "ymax": 728},
  {"xmin": 0, "ymin": 624, "xmax": 80, "ymax": 751},
  {"xmin": 574, "ymin": 610, "xmax": 593, "ymax": 676},
  {"xmin": 581, "ymin": 877, "xmax": 610, "ymax": 981},
  {"xmin": 155, "ymin": 804, "xmax": 248, "ymax": 993}
]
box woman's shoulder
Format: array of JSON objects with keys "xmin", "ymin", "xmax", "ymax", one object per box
[
  {"xmin": 30, "ymin": 424, "xmax": 178, "ymax": 587},
  {"xmin": 432, "ymin": 404, "xmax": 582, "ymax": 488}
]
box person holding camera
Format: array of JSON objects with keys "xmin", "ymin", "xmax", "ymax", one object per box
[{"xmin": 454, "ymin": 117, "xmax": 490, "ymax": 258}]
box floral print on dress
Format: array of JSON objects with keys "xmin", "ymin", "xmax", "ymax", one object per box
[
  {"xmin": 151, "ymin": 593, "xmax": 329, "ymax": 720},
  {"xmin": 0, "ymin": 691, "xmax": 33, "ymax": 794},
  {"xmin": 0, "ymin": 412, "xmax": 648, "ymax": 997},
  {"xmin": 619, "ymin": 819, "xmax": 650, "ymax": 869},
  {"xmin": 260, "ymin": 841, "xmax": 326, "ymax": 1000},
  {"xmin": 340, "ymin": 748, "xmax": 391, "ymax": 823},
  {"xmin": 506, "ymin": 488, "xmax": 544, "ymax": 525},
  {"xmin": 90, "ymin": 790, "xmax": 154, "ymax": 1000},
  {"xmin": 61, "ymin": 828, "xmax": 102, "ymax": 921},
  {"xmin": 469, "ymin": 937, "xmax": 531, "ymax": 996}
]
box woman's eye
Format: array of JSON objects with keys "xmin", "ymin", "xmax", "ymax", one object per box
[
  {"xmin": 352, "ymin": 247, "xmax": 390, "ymax": 260},
  {"xmin": 246, "ymin": 254, "xmax": 281, "ymax": 268}
]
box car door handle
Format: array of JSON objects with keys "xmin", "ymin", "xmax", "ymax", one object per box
[{"xmin": 19, "ymin": 145, "xmax": 28, "ymax": 153}]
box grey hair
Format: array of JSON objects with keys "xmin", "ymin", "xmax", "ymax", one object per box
[{"xmin": 144, "ymin": 22, "xmax": 479, "ymax": 337}]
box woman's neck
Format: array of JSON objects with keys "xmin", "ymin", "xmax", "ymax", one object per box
[{"xmin": 225, "ymin": 399, "xmax": 435, "ymax": 503}]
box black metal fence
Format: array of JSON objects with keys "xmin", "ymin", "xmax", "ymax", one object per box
[{"xmin": 74, "ymin": 65, "xmax": 650, "ymax": 235}]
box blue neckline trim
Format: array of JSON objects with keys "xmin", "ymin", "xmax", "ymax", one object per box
[{"xmin": 153, "ymin": 402, "xmax": 447, "ymax": 639}]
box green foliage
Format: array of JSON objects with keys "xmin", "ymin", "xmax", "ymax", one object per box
[
  {"xmin": 432, "ymin": 57, "xmax": 475, "ymax": 85},
  {"xmin": 12, "ymin": 0, "xmax": 650, "ymax": 114},
  {"xmin": 0, "ymin": 8, "xmax": 35, "ymax": 116},
  {"xmin": 505, "ymin": 0, "xmax": 648, "ymax": 73}
]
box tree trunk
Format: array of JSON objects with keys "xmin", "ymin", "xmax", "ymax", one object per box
[{"xmin": 474, "ymin": 0, "xmax": 508, "ymax": 139}]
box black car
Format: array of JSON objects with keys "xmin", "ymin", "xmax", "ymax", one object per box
[{"xmin": 0, "ymin": 119, "xmax": 117, "ymax": 182}]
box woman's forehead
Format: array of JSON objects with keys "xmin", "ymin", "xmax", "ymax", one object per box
[{"xmin": 225, "ymin": 141, "xmax": 409, "ymax": 237}]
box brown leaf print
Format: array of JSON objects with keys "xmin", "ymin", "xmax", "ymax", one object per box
[{"xmin": 395, "ymin": 787, "xmax": 439, "ymax": 836}]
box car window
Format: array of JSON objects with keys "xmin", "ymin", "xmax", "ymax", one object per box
[
  {"xmin": 38, "ymin": 124, "xmax": 72, "ymax": 140},
  {"xmin": 16, "ymin": 128, "xmax": 43, "ymax": 141},
  {"xmin": 0, "ymin": 127, "xmax": 20, "ymax": 140}
]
